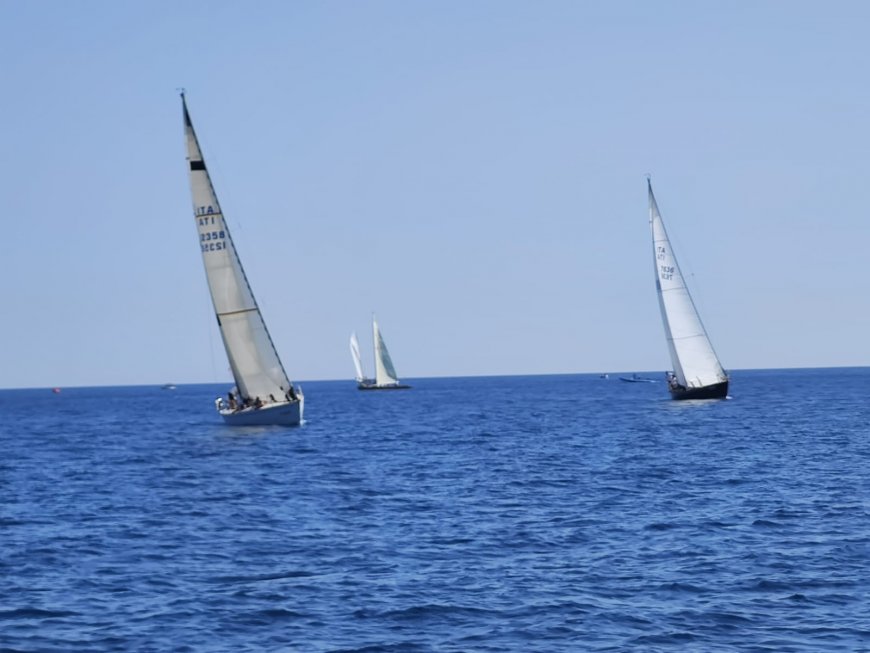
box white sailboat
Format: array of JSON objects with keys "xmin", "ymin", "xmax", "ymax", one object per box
[
  {"xmin": 350, "ymin": 316, "xmax": 410, "ymax": 390},
  {"xmin": 648, "ymin": 179, "xmax": 729, "ymax": 399},
  {"xmin": 182, "ymin": 93, "xmax": 304, "ymax": 425},
  {"xmin": 349, "ymin": 331, "xmax": 373, "ymax": 386}
]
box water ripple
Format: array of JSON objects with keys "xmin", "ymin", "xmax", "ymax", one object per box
[{"xmin": 2, "ymin": 372, "xmax": 870, "ymax": 650}]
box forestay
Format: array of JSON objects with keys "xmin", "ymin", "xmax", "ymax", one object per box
[
  {"xmin": 648, "ymin": 180, "xmax": 727, "ymax": 389},
  {"xmin": 183, "ymin": 95, "xmax": 294, "ymax": 403}
]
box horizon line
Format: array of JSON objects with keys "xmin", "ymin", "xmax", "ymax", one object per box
[{"xmin": 5, "ymin": 364, "xmax": 870, "ymax": 391}]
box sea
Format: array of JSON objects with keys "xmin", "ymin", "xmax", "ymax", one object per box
[{"xmin": 1, "ymin": 368, "xmax": 869, "ymax": 652}]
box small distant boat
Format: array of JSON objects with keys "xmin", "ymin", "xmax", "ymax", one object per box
[
  {"xmin": 161, "ymin": 383, "xmax": 177, "ymax": 391},
  {"xmin": 182, "ymin": 93, "xmax": 304, "ymax": 425},
  {"xmin": 52, "ymin": 387, "xmax": 61, "ymax": 394},
  {"xmin": 350, "ymin": 316, "xmax": 410, "ymax": 390},
  {"xmin": 648, "ymin": 179, "xmax": 729, "ymax": 400},
  {"xmin": 619, "ymin": 374, "xmax": 657, "ymax": 383}
]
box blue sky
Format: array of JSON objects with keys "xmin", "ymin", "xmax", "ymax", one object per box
[{"xmin": 2, "ymin": 1, "xmax": 870, "ymax": 388}]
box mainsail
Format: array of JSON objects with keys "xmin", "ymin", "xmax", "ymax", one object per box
[
  {"xmin": 183, "ymin": 94, "xmax": 296, "ymax": 404},
  {"xmin": 649, "ymin": 180, "xmax": 727, "ymax": 389},
  {"xmin": 350, "ymin": 332, "xmax": 366, "ymax": 383},
  {"xmin": 372, "ymin": 317, "xmax": 399, "ymax": 386}
]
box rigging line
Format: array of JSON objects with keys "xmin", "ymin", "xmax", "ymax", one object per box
[
  {"xmin": 186, "ymin": 97, "xmax": 293, "ymax": 389},
  {"xmin": 217, "ymin": 307, "xmax": 258, "ymax": 318},
  {"xmin": 205, "ymin": 288, "xmax": 218, "ymax": 383},
  {"xmin": 668, "ymin": 333, "xmax": 707, "ymax": 341},
  {"xmin": 665, "ymin": 208, "xmax": 708, "ymax": 314},
  {"xmin": 656, "ymin": 194, "xmax": 721, "ymax": 346}
]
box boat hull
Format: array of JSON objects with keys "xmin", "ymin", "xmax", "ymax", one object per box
[
  {"xmin": 669, "ymin": 380, "xmax": 729, "ymax": 400},
  {"xmin": 358, "ymin": 383, "xmax": 411, "ymax": 391},
  {"xmin": 219, "ymin": 399, "xmax": 303, "ymax": 426}
]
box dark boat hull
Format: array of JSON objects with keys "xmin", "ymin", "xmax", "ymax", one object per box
[
  {"xmin": 669, "ymin": 380, "xmax": 729, "ymax": 400},
  {"xmin": 358, "ymin": 383, "xmax": 411, "ymax": 391}
]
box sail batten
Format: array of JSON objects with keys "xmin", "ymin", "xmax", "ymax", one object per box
[
  {"xmin": 182, "ymin": 93, "xmax": 301, "ymax": 419},
  {"xmin": 648, "ymin": 180, "xmax": 727, "ymax": 394},
  {"xmin": 217, "ymin": 308, "xmax": 259, "ymax": 318}
]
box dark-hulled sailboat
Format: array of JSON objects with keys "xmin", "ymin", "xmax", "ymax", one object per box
[{"xmin": 648, "ymin": 179, "xmax": 729, "ymax": 400}]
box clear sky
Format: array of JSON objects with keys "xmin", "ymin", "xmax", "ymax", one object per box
[{"xmin": 2, "ymin": 1, "xmax": 870, "ymax": 388}]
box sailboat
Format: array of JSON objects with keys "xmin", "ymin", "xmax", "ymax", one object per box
[
  {"xmin": 182, "ymin": 93, "xmax": 304, "ymax": 425},
  {"xmin": 350, "ymin": 317, "xmax": 410, "ymax": 390},
  {"xmin": 648, "ymin": 179, "xmax": 729, "ymax": 400},
  {"xmin": 349, "ymin": 332, "xmax": 374, "ymax": 387}
]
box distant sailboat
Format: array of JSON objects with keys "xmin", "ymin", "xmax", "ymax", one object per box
[
  {"xmin": 182, "ymin": 93, "xmax": 303, "ymax": 425},
  {"xmin": 619, "ymin": 374, "xmax": 657, "ymax": 384},
  {"xmin": 350, "ymin": 317, "xmax": 410, "ymax": 390},
  {"xmin": 349, "ymin": 332, "xmax": 374, "ymax": 387},
  {"xmin": 648, "ymin": 179, "xmax": 729, "ymax": 399}
]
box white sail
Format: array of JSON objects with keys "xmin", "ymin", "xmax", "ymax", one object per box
[
  {"xmin": 649, "ymin": 180, "xmax": 727, "ymax": 389},
  {"xmin": 183, "ymin": 95, "xmax": 299, "ymax": 410},
  {"xmin": 372, "ymin": 317, "xmax": 399, "ymax": 386},
  {"xmin": 350, "ymin": 332, "xmax": 366, "ymax": 383}
]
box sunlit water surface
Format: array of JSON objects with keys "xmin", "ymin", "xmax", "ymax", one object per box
[{"xmin": 2, "ymin": 369, "xmax": 869, "ymax": 651}]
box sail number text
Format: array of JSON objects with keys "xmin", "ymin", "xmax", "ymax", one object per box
[
  {"xmin": 200, "ymin": 230, "xmax": 226, "ymax": 252},
  {"xmin": 656, "ymin": 247, "xmax": 673, "ymax": 280},
  {"xmin": 196, "ymin": 207, "xmax": 226, "ymax": 252}
]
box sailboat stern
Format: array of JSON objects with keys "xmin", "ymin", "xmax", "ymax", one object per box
[
  {"xmin": 218, "ymin": 397, "xmax": 303, "ymax": 426},
  {"xmin": 668, "ymin": 379, "xmax": 729, "ymax": 400}
]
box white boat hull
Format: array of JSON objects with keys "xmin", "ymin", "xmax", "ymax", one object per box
[
  {"xmin": 219, "ymin": 398, "xmax": 303, "ymax": 426},
  {"xmin": 358, "ymin": 383, "xmax": 411, "ymax": 390}
]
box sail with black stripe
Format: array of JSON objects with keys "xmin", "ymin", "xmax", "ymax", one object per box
[{"xmin": 182, "ymin": 93, "xmax": 296, "ymax": 405}]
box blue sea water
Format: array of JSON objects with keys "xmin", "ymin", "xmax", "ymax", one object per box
[{"xmin": 2, "ymin": 369, "xmax": 869, "ymax": 652}]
